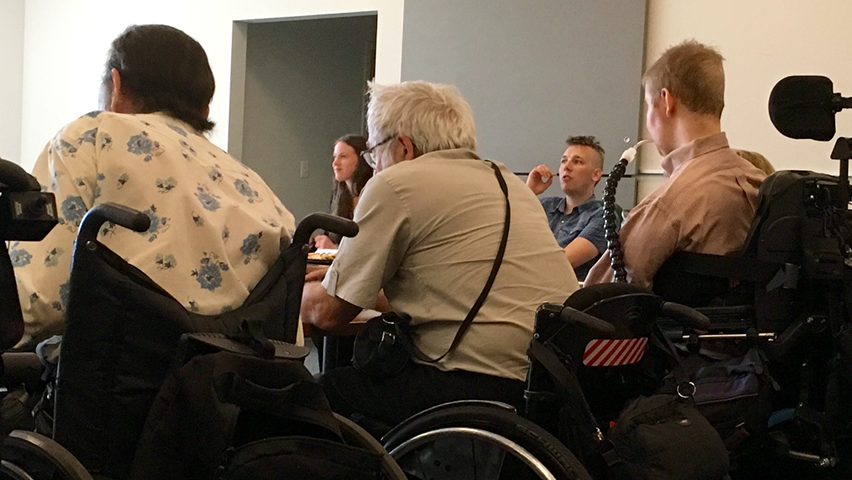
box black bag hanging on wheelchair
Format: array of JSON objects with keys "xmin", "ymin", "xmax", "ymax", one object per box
[
  {"xmin": 129, "ymin": 329, "xmax": 384, "ymax": 480},
  {"xmin": 529, "ymin": 338, "xmax": 729, "ymax": 480}
]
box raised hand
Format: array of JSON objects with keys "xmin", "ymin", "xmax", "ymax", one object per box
[{"xmin": 526, "ymin": 164, "xmax": 555, "ymax": 195}]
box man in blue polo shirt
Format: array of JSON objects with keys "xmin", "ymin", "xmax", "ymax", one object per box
[{"xmin": 526, "ymin": 135, "xmax": 607, "ymax": 279}]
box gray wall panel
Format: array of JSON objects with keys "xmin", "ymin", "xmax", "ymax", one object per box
[
  {"xmin": 401, "ymin": 0, "xmax": 647, "ymax": 207},
  {"xmin": 238, "ymin": 15, "xmax": 377, "ymax": 223}
]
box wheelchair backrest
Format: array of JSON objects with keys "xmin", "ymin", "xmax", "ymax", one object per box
[
  {"xmin": 654, "ymin": 170, "xmax": 851, "ymax": 331},
  {"xmin": 52, "ymin": 205, "xmax": 325, "ymax": 479},
  {"xmin": 742, "ymin": 170, "xmax": 842, "ymax": 266}
]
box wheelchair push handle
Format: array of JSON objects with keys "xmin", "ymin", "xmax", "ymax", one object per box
[
  {"xmin": 78, "ymin": 203, "xmax": 152, "ymax": 244},
  {"xmin": 659, "ymin": 301, "xmax": 711, "ymax": 330},
  {"xmin": 560, "ymin": 305, "xmax": 616, "ymax": 337},
  {"xmin": 292, "ymin": 212, "xmax": 358, "ymax": 246}
]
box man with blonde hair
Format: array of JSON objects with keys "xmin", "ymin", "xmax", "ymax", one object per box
[
  {"xmin": 301, "ymin": 80, "xmax": 578, "ymax": 431},
  {"xmin": 585, "ymin": 40, "xmax": 766, "ymax": 286}
]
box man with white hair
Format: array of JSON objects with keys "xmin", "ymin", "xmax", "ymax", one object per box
[{"xmin": 301, "ymin": 80, "xmax": 578, "ymax": 430}]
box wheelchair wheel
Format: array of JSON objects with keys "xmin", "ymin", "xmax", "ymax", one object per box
[
  {"xmin": 1, "ymin": 430, "xmax": 93, "ymax": 480},
  {"xmin": 382, "ymin": 404, "xmax": 591, "ymax": 480},
  {"xmin": 334, "ymin": 413, "xmax": 408, "ymax": 480}
]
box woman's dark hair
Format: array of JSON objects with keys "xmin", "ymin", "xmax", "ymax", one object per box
[
  {"xmin": 330, "ymin": 134, "xmax": 372, "ymax": 220},
  {"xmin": 103, "ymin": 24, "xmax": 216, "ymax": 133}
]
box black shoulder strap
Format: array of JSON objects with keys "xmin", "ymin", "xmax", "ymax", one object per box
[{"xmin": 409, "ymin": 160, "xmax": 510, "ymax": 363}]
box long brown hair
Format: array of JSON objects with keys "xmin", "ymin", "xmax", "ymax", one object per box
[{"xmin": 330, "ymin": 134, "xmax": 372, "ymax": 219}]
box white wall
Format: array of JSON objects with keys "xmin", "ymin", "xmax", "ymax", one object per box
[
  {"xmin": 15, "ymin": 0, "xmax": 403, "ymax": 171},
  {"xmin": 0, "ymin": 0, "xmax": 25, "ymax": 163},
  {"xmin": 638, "ymin": 0, "xmax": 852, "ymax": 199},
  {"xmin": 10, "ymin": 0, "xmax": 852, "ymax": 187}
]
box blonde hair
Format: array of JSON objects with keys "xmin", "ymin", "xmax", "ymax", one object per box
[
  {"xmin": 366, "ymin": 80, "xmax": 477, "ymax": 155},
  {"xmin": 643, "ymin": 40, "xmax": 725, "ymax": 118},
  {"xmin": 734, "ymin": 149, "xmax": 775, "ymax": 175}
]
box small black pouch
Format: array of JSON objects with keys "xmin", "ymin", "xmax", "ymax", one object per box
[
  {"xmin": 606, "ymin": 394, "xmax": 730, "ymax": 480},
  {"xmin": 351, "ymin": 312, "xmax": 412, "ymax": 378}
]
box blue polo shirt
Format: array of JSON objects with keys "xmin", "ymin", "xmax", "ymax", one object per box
[{"xmin": 539, "ymin": 195, "xmax": 607, "ymax": 279}]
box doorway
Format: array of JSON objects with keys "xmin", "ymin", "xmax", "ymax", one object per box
[{"xmin": 229, "ymin": 14, "xmax": 378, "ymax": 222}]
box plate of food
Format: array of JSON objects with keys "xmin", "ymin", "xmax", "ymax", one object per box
[{"xmin": 307, "ymin": 249, "xmax": 337, "ymax": 265}]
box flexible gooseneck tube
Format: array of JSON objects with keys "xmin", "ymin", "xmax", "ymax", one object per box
[{"xmin": 602, "ymin": 140, "xmax": 652, "ymax": 283}]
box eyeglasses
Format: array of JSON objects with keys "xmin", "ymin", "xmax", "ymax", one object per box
[{"xmin": 360, "ymin": 135, "xmax": 396, "ymax": 169}]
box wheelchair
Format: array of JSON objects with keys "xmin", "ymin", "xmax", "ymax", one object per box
[
  {"xmin": 379, "ymin": 165, "xmax": 852, "ymax": 479},
  {"xmin": 0, "ymin": 157, "xmax": 407, "ymax": 479},
  {"xmin": 379, "ymin": 283, "xmax": 713, "ymax": 480},
  {"xmin": 378, "ymin": 109, "xmax": 852, "ymax": 480}
]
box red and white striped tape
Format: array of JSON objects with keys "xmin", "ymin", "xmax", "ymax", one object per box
[{"xmin": 582, "ymin": 338, "xmax": 647, "ymax": 367}]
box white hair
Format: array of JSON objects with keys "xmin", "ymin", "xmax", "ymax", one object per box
[{"xmin": 366, "ymin": 80, "xmax": 477, "ymax": 155}]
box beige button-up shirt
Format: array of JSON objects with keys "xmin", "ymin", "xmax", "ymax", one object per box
[
  {"xmin": 323, "ymin": 149, "xmax": 579, "ymax": 381},
  {"xmin": 585, "ymin": 132, "xmax": 766, "ymax": 287}
]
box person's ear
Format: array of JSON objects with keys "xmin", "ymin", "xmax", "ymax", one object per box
[
  {"xmin": 107, "ymin": 68, "xmax": 137, "ymax": 114},
  {"xmin": 399, "ymin": 135, "xmax": 417, "ymax": 161},
  {"xmin": 660, "ymin": 87, "xmax": 676, "ymax": 117},
  {"xmin": 592, "ymin": 168, "xmax": 603, "ymax": 183},
  {"xmin": 108, "ymin": 68, "xmax": 122, "ymax": 112},
  {"xmin": 204, "ymin": 105, "xmax": 210, "ymax": 118}
]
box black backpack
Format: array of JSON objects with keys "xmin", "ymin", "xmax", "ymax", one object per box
[{"xmin": 128, "ymin": 332, "xmax": 385, "ymax": 480}]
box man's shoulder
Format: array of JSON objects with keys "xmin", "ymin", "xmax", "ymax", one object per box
[{"xmin": 539, "ymin": 196, "xmax": 563, "ymax": 209}]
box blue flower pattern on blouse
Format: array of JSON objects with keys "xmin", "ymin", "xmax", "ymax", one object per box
[
  {"xmin": 57, "ymin": 139, "xmax": 78, "ymax": 156},
  {"xmin": 191, "ymin": 212, "xmax": 204, "ymax": 227},
  {"xmin": 208, "ymin": 168, "xmax": 222, "ymax": 183},
  {"xmin": 156, "ymin": 177, "xmax": 178, "ymax": 193},
  {"xmin": 127, "ymin": 131, "xmax": 164, "ymax": 162},
  {"xmin": 77, "ymin": 128, "xmax": 97, "ymax": 146},
  {"xmin": 117, "ymin": 173, "xmax": 129, "ymax": 189},
  {"xmin": 100, "ymin": 221, "xmax": 116, "ymax": 237},
  {"xmin": 155, "ymin": 254, "xmax": 177, "ymax": 270},
  {"xmin": 180, "ymin": 140, "xmax": 196, "ymax": 157},
  {"xmin": 195, "ymin": 185, "xmax": 220, "ymax": 211},
  {"xmin": 192, "ymin": 252, "xmax": 229, "ymax": 291},
  {"xmin": 140, "ymin": 205, "xmax": 169, "ymax": 242},
  {"xmin": 9, "ymin": 249, "xmax": 32, "ymax": 268},
  {"xmin": 167, "ymin": 124, "xmax": 187, "ymax": 137},
  {"xmin": 240, "ymin": 232, "xmax": 262, "ymax": 264},
  {"xmin": 234, "ymin": 179, "xmax": 262, "ymax": 203},
  {"xmin": 43, "ymin": 247, "xmax": 63, "ymax": 267},
  {"xmin": 60, "ymin": 196, "xmax": 87, "ymax": 230},
  {"xmin": 58, "ymin": 281, "xmax": 70, "ymax": 311},
  {"xmin": 15, "ymin": 111, "xmax": 296, "ymax": 342}
]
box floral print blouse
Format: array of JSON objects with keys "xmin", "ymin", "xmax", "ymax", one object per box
[{"xmin": 12, "ymin": 111, "xmax": 296, "ymax": 347}]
